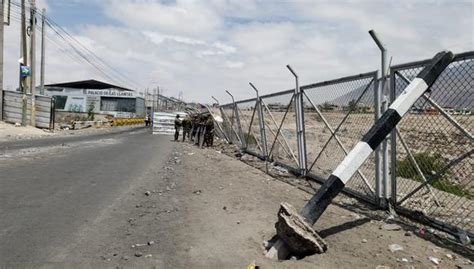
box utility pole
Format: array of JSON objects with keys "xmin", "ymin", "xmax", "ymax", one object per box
[
  {"xmin": 0, "ymin": 0, "xmax": 5, "ymax": 121},
  {"xmin": 40, "ymin": 7, "xmax": 45, "ymax": 95},
  {"xmin": 144, "ymin": 88, "xmax": 148, "ymax": 113},
  {"xmin": 29, "ymin": 0, "xmax": 36, "ymax": 126},
  {"xmin": 156, "ymin": 86, "xmax": 160, "ymax": 111},
  {"xmin": 152, "ymin": 88, "xmax": 156, "ymax": 115},
  {"xmin": 20, "ymin": 0, "xmax": 28, "ymax": 126}
]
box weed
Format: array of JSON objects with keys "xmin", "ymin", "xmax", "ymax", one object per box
[{"xmin": 397, "ymin": 152, "xmax": 470, "ymax": 198}]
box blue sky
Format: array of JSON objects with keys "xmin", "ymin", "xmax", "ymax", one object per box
[
  {"xmin": 47, "ymin": 1, "xmax": 113, "ymax": 28},
  {"xmin": 3, "ymin": 0, "xmax": 473, "ymax": 102}
]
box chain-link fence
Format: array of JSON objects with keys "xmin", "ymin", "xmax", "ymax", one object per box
[
  {"xmin": 260, "ymin": 90, "xmax": 299, "ymax": 168},
  {"xmin": 219, "ymin": 103, "xmax": 242, "ymax": 145},
  {"xmin": 390, "ymin": 51, "xmax": 473, "ymax": 242},
  {"xmin": 302, "ymin": 72, "xmax": 378, "ymax": 203},
  {"xmin": 213, "ymin": 50, "xmax": 473, "ymax": 244},
  {"xmin": 236, "ymin": 99, "xmax": 262, "ymax": 154}
]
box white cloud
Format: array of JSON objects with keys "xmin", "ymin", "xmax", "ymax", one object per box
[
  {"xmin": 2, "ymin": 0, "xmax": 472, "ymax": 103},
  {"xmin": 104, "ymin": 0, "xmax": 222, "ymax": 37},
  {"xmin": 225, "ymin": 61, "xmax": 244, "ymax": 69}
]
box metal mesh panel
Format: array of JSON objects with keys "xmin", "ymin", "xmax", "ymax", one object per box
[
  {"xmin": 303, "ymin": 74, "xmax": 377, "ymax": 199},
  {"xmin": 392, "ymin": 52, "xmax": 474, "ymax": 235},
  {"xmin": 207, "ymin": 106, "xmax": 227, "ymax": 141},
  {"xmin": 236, "ymin": 99, "xmax": 262, "ymax": 154},
  {"xmin": 261, "ymin": 91, "xmax": 299, "ymax": 168},
  {"xmin": 220, "ymin": 104, "xmax": 241, "ymax": 145}
]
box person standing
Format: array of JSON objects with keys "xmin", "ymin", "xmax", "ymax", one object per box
[
  {"xmin": 182, "ymin": 115, "xmax": 192, "ymax": 142},
  {"xmin": 145, "ymin": 113, "xmax": 151, "ymax": 127},
  {"xmin": 174, "ymin": 114, "xmax": 182, "ymax": 141},
  {"xmin": 204, "ymin": 114, "xmax": 215, "ymax": 147},
  {"xmin": 190, "ymin": 115, "xmax": 198, "ymax": 142}
]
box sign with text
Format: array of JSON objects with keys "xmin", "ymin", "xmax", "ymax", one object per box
[{"xmin": 85, "ymin": 89, "xmax": 135, "ymax": 97}]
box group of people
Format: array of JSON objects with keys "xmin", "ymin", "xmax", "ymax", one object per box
[{"xmin": 174, "ymin": 113, "xmax": 214, "ymax": 147}]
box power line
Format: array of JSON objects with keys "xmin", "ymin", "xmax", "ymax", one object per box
[
  {"xmin": 9, "ymin": 1, "xmax": 144, "ymax": 90},
  {"xmin": 45, "ymin": 17, "xmax": 143, "ymax": 89},
  {"xmin": 9, "ymin": 9, "xmax": 135, "ymax": 88}
]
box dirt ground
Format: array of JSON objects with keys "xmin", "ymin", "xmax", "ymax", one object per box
[
  {"xmin": 0, "ymin": 121, "xmax": 142, "ymax": 143},
  {"xmin": 232, "ymin": 109, "xmax": 474, "ymax": 237},
  {"xmin": 0, "ymin": 121, "xmax": 55, "ymax": 142},
  {"xmin": 46, "ymin": 137, "xmax": 473, "ymax": 268}
]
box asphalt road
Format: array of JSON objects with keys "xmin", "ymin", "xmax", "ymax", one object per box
[{"xmin": 0, "ymin": 128, "xmax": 174, "ymax": 265}]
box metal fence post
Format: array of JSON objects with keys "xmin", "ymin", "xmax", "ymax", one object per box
[
  {"xmin": 249, "ymin": 82, "xmax": 269, "ymax": 159},
  {"xmin": 226, "ymin": 90, "xmax": 244, "ymax": 148},
  {"xmin": 389, "ymin": 69, "xmax": 397, "ymax": 205},
  {"xmin": 211, "ymin": 96, "xmax": 219, "ymax": 107},
  {"xmin": 286, "ymin": 65, "xmax": 307, "ymax": 176},
  {"xmin": 373, "ymin": 70, "xmax": 383, "ymax": 204},
  {"xmin": 369, "ymin": 29, "xmax": 389, "ymax": 207}
]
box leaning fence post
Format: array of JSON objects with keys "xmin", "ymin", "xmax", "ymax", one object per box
[
  {"xmin": 369, "ymin": 29, "xmax": 390, "ymax": 207},
  {"xmin": 226, "ymin": 90, "xmax": 244, "ymax": 149},
  {"xmin": 208, "ymin": 98, "xmax": 229, "ymax": 143},
  {"xmin": 250, "ymin": 82, "xmax": 269, "ymax": 172},
  {"xmin": 287, "ymin": 65, "xmax": 307, "ymax": 176},
  {"xmin": 211, "ymin": 97, "xmax": 228, "ymax": 142}
]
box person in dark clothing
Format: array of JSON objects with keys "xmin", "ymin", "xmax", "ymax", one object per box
[
  {"xmin": 182, "ymin": 115, "xmax": 192, "ymax": 142},
  {"xmin": 145, "ymin": 113, "xmax": 151, "ymax": 127},
  {"xmin": 174, "ymin": 114, "xmax": 182, "ymax": 141},
  {"xmin": 190, "ymin": 115, "xmax": 198, "ymax": 142},
  {"xmin": 204, "ymin": 115, "xmax": 214, "ymax": 147}
]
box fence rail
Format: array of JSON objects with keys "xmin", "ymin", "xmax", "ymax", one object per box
[{"xmin": 213, "ymin": 50, "xmax": 474, "ymax": 245}]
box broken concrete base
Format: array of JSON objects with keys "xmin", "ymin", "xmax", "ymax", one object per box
[
  {"xmin": 265, "ymin": 239, "xmax": 291, "ymax": 260},
  {"xmin": 274, "ymin": 202, "xmax": 327, "ymax": 257}
]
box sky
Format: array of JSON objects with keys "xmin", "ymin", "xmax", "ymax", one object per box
[{"xmin": 3, "ymin": 0, "xmax": 473, "ymax": 103}]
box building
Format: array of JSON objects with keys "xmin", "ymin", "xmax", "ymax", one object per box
[{"xmin": 44, "ymin": 80, "xmax": 145, "ymax": 118}]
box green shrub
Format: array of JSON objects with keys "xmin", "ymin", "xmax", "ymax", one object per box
[
  {"xmin": 397, "ymin": 152, "xmax": 446, "ymax": 179},
  {"xmin": 397, "ymin": 152, "xmax": 470, "ymax": 198}
]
